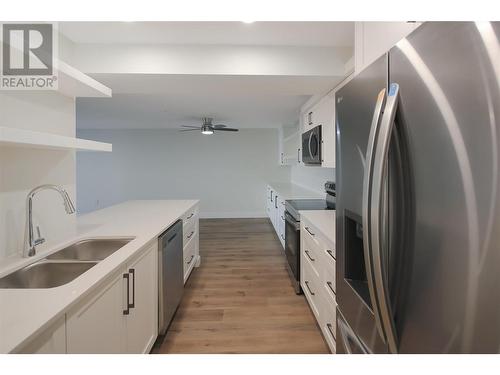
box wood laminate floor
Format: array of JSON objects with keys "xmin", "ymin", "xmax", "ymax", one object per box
[{"xmin": 154, "ymin": 218, "xmax": 330, "ymax": 354}]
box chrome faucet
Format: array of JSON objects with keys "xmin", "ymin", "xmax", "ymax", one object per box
[{"xmin": 24, "ymin": 184, "xmax": 76, "ymax": 257}]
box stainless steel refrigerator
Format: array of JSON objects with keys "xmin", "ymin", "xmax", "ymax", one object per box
[{"xmin": 335, "ymin": 22, "xmax": 500, "ymax": 354}]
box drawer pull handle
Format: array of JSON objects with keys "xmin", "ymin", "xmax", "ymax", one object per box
[
  {"xmin": 186, "ymin": 255, "xmax": 195, "ymax": 265},
  {"xmin": 187, "ymin": 231, "xmax": 195, "ymax": 239},
  {"xmin": 305, "ymin": 280, "xmax": 315, "ymax": 296},
  {"xmin": 281, "ymin": 215, "xmax": 285, "ymax": 220},
  {"xmin": 281, "ymin": 234, "xmax": 285, "ymax": 240},
  {"xmin": 327, "ymin": 281, "xmax": 336, "ymax": 295},
  {"xmin": 305, "ymin": 227, "xmax": 315, "ymax": 236},
  {"xmin": 123, "ymin": 273, "xmax": 130, "ymax": 315},
  {"xmin": 128, "ymin": 268, "xmax": 135, "ymax": 309},
  {"xmin": 326, "ymin": 249, "xmax": 335, "ymax": 259},
  {"xmin": 305, "ymin": 250, "xmax": 315, "ymax": 262},
  {"xmin": 326, "ymin": 323, "xmax": 335, "ymax": 339},
  {"xmin": 186, "ymin": 213, "xmax": 194, "ymax": 220}
]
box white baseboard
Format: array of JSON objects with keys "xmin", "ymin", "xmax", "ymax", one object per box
[{"xmin": 200, "ymin": 211, "xmax": 267, "ymax": 219}]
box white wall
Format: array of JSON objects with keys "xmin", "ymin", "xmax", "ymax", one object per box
[
  {"xmin": 290, "ymin": 165, "xmax": 334, "ymax": 195},
  {"xmin": 0, "ymin": 92, "xmax": 76, "ymax": 260},
  {"xmin": 76, "ymin": 129, "xmax": 290, "ymax": 218}
]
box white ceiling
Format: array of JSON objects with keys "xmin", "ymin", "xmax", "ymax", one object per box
[
  {"xmin": 77, "ymin": 92, "xmax": 308, "ymax": 130},
  {"xmin": 76, "ymin": 73, "xmax": 345, "ymax": 130},
  {"xmin": 60, "ymin": 21, "xmax": 354, "ymax": 47},
  {"xmin": 69, "ymin": 22, "xmax": 354, "ymax": 131}
]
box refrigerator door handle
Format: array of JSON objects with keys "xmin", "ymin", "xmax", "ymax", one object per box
[
  {"xmin": 371, "ymin": 82, "xmax": 400, "ymax": 354},
  {"xmin": 362, "ymin": 88, "xmax": 387, "ymax": 342}
]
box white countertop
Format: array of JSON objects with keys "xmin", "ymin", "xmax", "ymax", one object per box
[
  {"xmin": 268, "ymin": 182, "xmax": 323, "ymax": 200},
  {"xmin": 299, "ymin": 210, "xmax": 336, "ymax": 245},
  {"xmin": 0, "ymin": 199, "xmax": 198, "ymax": 353}
]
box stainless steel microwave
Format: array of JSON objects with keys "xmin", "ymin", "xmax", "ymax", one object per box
[{"xmin": 302, "ymin": 125, "xmax": 322, "ymax": 165}]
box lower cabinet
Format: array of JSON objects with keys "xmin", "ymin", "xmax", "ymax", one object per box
[
  {"xmin": 124, "ymin": 243, "xmax": 158, "ymax": 353},
  {"xmin": 300, "ymin": 217, "xmax": 336, "ymax": 353},
  {"xmin": 17, "ymin": 316, "xmax": 66, "ymax": 354},
  {"xmin": 66, "ymin": 271, "xmax": 126, "ymax": 353},
  {"xmin": 278, "ymin": 197, "xmax": 286, "ymax": 248},
  {"xmin": 266, "ymin": 184, "xmax": 286, "ymax": 250},
  {"xmin": 183, "ymin": 203, "xmax": 200, "ymax": 282},
  {"xmin": 66, "ymin": 241, "xmax": 158, "ymax": 353}
]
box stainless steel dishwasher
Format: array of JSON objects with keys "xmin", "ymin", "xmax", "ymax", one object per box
[{"xmin": 158, "ymin": 219, "xmax": 184, "ymax": 335}]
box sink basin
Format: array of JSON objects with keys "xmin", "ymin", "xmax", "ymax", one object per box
[
  {"xmin": 46, "ymin": 237, "xmax": 133, "ymax": 261},
  {"xmin": 0, "ymin": 260, "xmax": 97, "ymax": 289}
]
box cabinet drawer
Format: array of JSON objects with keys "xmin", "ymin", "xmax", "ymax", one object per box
[
  {"xmin": 318, "ymin": 236, "xmax": 335, "ymax": 260},
  {"xmin": 320, "ymin": 292, "xmax": 337, "ymax": 353},
  {"xmin": 183, "ymin": 233, "xmax": 197, "ymax": 281},
  {"xmin": 182, "ymin": 206, "xmax": 198, "ymax": 227},
  {"xmin": 321, "ymin": 247, "xmax": 336, "ymax": 304},
  {"xmin": 183, "ymin": 219, "xmax": 197, "ymax": 247},
  {"xmin": 302, "ymin": 232, "xmax": 321, "ymax": 278},
  {"xmin": 301, "ymin": 260, "xmax": 321, "ymax": 320}
]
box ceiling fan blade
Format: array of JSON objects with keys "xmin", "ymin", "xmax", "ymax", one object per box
[
  {"xmin": 215, "ymin": 128, "xmax": 239, "ymax": 132},
  {"xmin": 179, "ymin": 129, "xmax": 199, "ymax": 132},
  {"xmin": 181, "ymin": 125, "xmax": 201, "ymax": 128},
  {"xmin": 212, "ymin": 124, "xmax": 227, "ymax": 128}
]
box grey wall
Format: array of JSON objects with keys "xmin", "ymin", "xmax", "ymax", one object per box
[
  {"xmin": 76, "ymin": 128, "xmax": 290, "ymax": 217},
  {"xmin": 290, "ymin": 166, "xmax": 334, "ymax": 194}
]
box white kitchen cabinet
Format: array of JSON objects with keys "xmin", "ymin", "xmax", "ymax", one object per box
[
  {"xmin": 279, "ymin": 125, "xmax": 301, "ymax": 166},
  {"xmin": 265, "ymin": 185, "xmax": 286, "ymax": 250},
  {"xmin": 278, "ymin": 197, "xmax": 286, "ymax": 248},
  {"xmin": 355, "ymin": 22, "xmax": 422, "ymax": 73},
  {"xmin": 183, "ymin": 232, "xmax": 198, "ymax": 283},
  {"xmin": 300, "ymin": 215, "xmax": 336, "ymax": 353},
  {"xmin": 66, "ymin": 270, "xmax": 126, "ymax": 353},
  {"xmin": 17, "ymin": 316, "xmax": 66, "ymax": 354},
  {"xmin": 319, "ymin": 94, "xmax": 335, "ymax": 168},
  {"xmin": 301, "ymin": 92, "xmax": 335, "ymax": 168},
  {"xmin": 271, "ymin": 191, "xmax": 279, "ymax": 233},
  {"xmin": 67, "ymin": 242, "xmax": 158, "ymax": 354},
  {"xmin": 183, "ymin": 203, "xmax": 200, "ymax": 281},
  {"xmin": 125, "ymin": 243, "xmax": 158, "ymax": 353},
  {"xmin": 266, "ymin": 186, "xmax": 274, "ymax": 216}
]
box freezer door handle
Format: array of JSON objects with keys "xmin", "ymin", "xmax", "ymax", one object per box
[
  {"xmin": 370, "ymin": 82, "xmax": 400, "ymax": 354},
  {"xmin": 362, "ymin": 87, "xmax": 387, "ymax": 343}
]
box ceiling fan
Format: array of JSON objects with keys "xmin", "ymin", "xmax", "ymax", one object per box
[{"xmin": 179, "ymin": 117, "xmax": 239, "ymax": 135}]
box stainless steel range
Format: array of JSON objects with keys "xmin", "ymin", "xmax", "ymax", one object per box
[{"xmin": 284, "ymin": 182, "xmax": 335, "ymax": 294}]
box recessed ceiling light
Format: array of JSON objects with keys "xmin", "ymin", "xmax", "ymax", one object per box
[{"xmin": 242, "ymin": 20, "xmax": 255, "ymax": 24}]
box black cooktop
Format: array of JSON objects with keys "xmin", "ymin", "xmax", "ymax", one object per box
[{"xmin": 285, "ymin": 199, "xmax": 333, "ymax": 221}]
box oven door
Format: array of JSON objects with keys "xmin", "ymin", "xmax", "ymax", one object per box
[
  {"xmin": 284, "ymin": 211, "xmax": 300, "ymax": 291},
  {"xmin": 302, "ymin": 125, "xmax": 322, "ymax": 165}
]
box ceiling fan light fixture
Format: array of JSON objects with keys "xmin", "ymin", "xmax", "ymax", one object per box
[{"xmin": 201, "ymin": 125, "xmax": 214, "ymax": 135}]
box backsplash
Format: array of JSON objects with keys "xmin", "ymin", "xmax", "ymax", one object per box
[
  {"xmin": 290, "ymin": 165, "xmax": 334, "ymax": 195},
  {"xmin": 0, "ymin": 92, "xmax": 77, "ymax": 260}
]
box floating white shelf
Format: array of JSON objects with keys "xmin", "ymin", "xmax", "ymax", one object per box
[
  {"xmin": 57, "ymin": 61, "xmax": 112, "ymax": 98},
  {"xmin": 6, "ymin": 40, "xmax": 111, "ymax": 98},
  {"xmin": 0, "ymin": 126, "xmax": 112, "ymax": 152}
]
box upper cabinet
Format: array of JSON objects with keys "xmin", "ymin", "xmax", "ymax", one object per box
[
  {"xmin": 279, "ymin": 125, "xmax": 301, "ymax": 166},
  {"xmin": 354, "ymin": 22, "xmax": 422, "ymax": 74},
  {"xmin": 299, "ymin": 91, "xmax": 336, "ymax": 169}
]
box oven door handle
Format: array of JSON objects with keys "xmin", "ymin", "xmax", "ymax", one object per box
[{"xmin": 284, "ymin": 212, "xmax": 300, "ymax": 230}]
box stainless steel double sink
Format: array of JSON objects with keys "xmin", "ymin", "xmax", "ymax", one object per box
[{"xmin": 0, "ymin": 238, "xmax": 133, "ymax": 289}]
